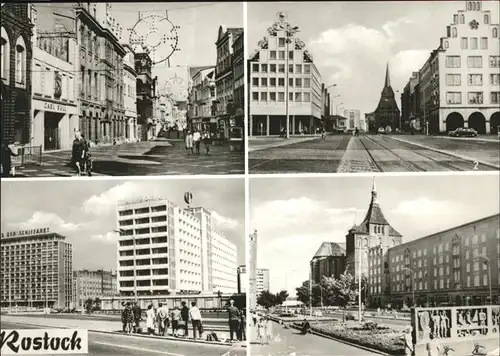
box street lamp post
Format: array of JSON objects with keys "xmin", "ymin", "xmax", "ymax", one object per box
[
  {"xmin": 358, "ymin": 237, "xmax": 362, "ymax": 322},
  {"xmin": 476, "ymin": 255, "xmax": 492, "ymax": 305},
  {"xmin": 115, "ymin": 229, "xmax": 137, "ymax": 300},
  {"xmin": 403, "ymin": 267, "xmax": 415, "ymax": 307}
]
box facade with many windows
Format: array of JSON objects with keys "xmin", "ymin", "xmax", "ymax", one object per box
[
  {"xmin": 73, "ymin": 269, "xmax": 118, "ymax": 308},
  {"xmin": 1, "ymin": 3, "xmax": 34, "ymax": 145},
  {"xmin": 248, "ymin": 13, "xmax": 323, "ymax": 136},
  {"xmin": 402, "ymin": 1, "xmax": 500, "ymax": 134},
  {"xmin": 187, "ymin": 67, "xmax": 216, "ymax": 132},
  {"xmin": 122, "ymin": 44, "xmax": 137, "ymax": 142},
  {"xmin": 0, "ymin": 229, "xmax": 73, "ymax": 309}
]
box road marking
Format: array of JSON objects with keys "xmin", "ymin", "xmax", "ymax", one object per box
[{"xmin": 93, "ymin": 341, "xmax": 185, "ymax": 356}]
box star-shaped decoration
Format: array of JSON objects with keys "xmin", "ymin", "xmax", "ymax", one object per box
[{"xmin": 469, "ymin": 20, "xmax": 479, "ymax": 29}]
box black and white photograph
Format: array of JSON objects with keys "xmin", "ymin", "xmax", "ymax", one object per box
[
  {"xmin": 1, "ymin": 2, "xmax": 244, "ymax": 178},
  {"xmin": 0, "ymin": 178, "xmax": 246, "ymax": 356},
  {"xmin": 248, "ymin": 173, "xmax": 500, "ymax": 356},
  {"xmin": 248, "ymin": 1, "xmax": 500, "ymax": 174}
]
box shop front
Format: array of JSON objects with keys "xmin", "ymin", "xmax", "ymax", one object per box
[{"xmin": 32, "ymin": 99, "xmax": 79, "ymax": 151}]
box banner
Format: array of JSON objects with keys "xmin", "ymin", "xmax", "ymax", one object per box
[{"xmin": 0, "ymin": 329, "xmax": 88, "ymax": 355}]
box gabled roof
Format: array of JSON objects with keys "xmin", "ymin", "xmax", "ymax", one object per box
[
  {"xmin": 189, "ymin": 65, "xmax": 214, "ymax": 79},
  {"xmin": 312, "ymin": 242, "xmax": 346, "ymax": 259},
  {"xmin": 375, "ymin": 62, "xmax": 399, "ymax": 113},
  {"xmin": 216, "ymin": 25, "xmax": 243, "ymax": 44}
]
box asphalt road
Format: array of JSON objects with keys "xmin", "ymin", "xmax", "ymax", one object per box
[
  {"xmin": 1, "ymin": 321, "xmax": 232, "ymax": 356},
  {"xmin": 249, "ymin": 134, "xmax": 499, "ymax": 173}
]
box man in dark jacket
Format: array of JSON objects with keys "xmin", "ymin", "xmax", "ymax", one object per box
[
  {"xmin": 71, "ymin": 131, "xmax": 85, "ymax": 176},
  {"xmin": 1, "ymin": 140, "xmax": 18, "ymax": 177},
  {"xmin": 227, "ymin": 299, "xmax": 240, "ymax": 341},
  {"xmin": 180, "ymin": 301, "xmax": 189, "ymax": 337},
  {"xmin": 132, "ymin": 302, "xmax": 142, "ymax": 333}
]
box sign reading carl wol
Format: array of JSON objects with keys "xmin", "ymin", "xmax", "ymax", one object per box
[
  {"xmin": 1, "ymin": 228, "xmax": 50, "ymax": 238},
  {"xmin": 0, "ymin": 329, "xmax": 88, "ymax": 355}
]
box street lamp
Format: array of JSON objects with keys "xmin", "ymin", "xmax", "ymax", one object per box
[
  {"xmin": 475, "ymin": 255, "xmax": 492, "ymax": 305},
  {"xmin": 358, "ymin": 237, "xmax": 363, "ymax": 322},
  {"xmin": 403, "ymin": 267, "xmax": 415, "ymax": 307},
  {"xmin": 115, "ymin": 229, "xmax": 137, "ymax": 300}
]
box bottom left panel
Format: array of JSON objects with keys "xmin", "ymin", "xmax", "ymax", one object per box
[{"xmin": 1, "ymin": 177, "xmax": 247, "ymax": 356}]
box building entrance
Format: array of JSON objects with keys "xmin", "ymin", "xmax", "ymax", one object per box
[{"xmin": 44, "ymin": 112, "xmax": 63, "ymax": 150}]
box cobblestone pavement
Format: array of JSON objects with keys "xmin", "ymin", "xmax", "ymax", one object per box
[
  {"xmin": 8, "ymin": 139, "xmax": 244, "ymax": 177},
  {"xmin": 249, "ymin": 134, "xmax": 499, "ymax": 173}
]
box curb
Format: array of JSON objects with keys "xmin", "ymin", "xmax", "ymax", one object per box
[
  {"xmin": 387, "ymin": 136, "xmax": 500, "ymax": 170},
  {"xmin": 289, "ymin": 324, "xmax": 393, "ymax": 356},
  {"xmin": 1, "ymin": 320, "xmax": 239, "ymax": 348},
  {"xmin": 433, "ymin": 135, "xmax": 499, "ymax": 143},
  {"xmin": 249, "ymin": 136, "xmax": 320, "ymax": 152}
]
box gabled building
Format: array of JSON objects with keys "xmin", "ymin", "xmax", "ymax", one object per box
[
  {"xmin": 187, "ymin": 66, "xmax": 215, "ymax": 132},
  {"xmin": 231, "ymin": 31, "xmax": 245, "ymax": 150},
  {"xmin": 134, "ymin": 52, "xmax": 155, "ymax": 141},
  {"xmin": 310, "ymin": 242, "xmax": 346, "ymax": 285},
  {"xmin": 122, "ymin": 44, "xmax": 137, "ymax": 142},
  {"xmin": 367, "ymin": 64, "xmax": 400, "ymax": 133}
]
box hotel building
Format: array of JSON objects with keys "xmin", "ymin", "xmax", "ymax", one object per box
[
  {"xmin": 248, "ymin": 13, "xmax": 323, "ymax": 136},
  {"xmin": 116, "ymin": 198, "xmax": 238, "ymax": 299},
  {"xmin": 401, "ymin": 1, "xmax": 500, "ymax": 134},
  {"xmin": 0, "ymin": 228, "xmax": 73, "ymax": 309},
  {"xmin": 73, "ymin": 269, "xmax": 118, "ymax": 308}
]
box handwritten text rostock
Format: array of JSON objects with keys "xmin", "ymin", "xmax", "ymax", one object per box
[{"xmin": 0, "ymin": 329, "xmax": 88, "ymax": 355}]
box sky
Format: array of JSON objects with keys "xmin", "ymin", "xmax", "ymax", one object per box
[
  {"xmin": 249, "ymin": 173, "xmax": 500, "ymax": 296},
  {"xmin": 248, "ymin": 1, "xmax": 500, "ymax": 116},
  {"xmin": 1, "ymin": 178, "xmax": 245, "ymax": 270}
]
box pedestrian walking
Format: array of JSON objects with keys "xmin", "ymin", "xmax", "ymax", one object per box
[
  {"xmin": 257, "ymin": 317, "xmax": 265, "ymax": 345},
  {"xmin": 132, "ymin": 301, "xmax": 142, "ymax": 333},
  {"xmin": 189, "ymin": 302, "xmax": 203, "ymax": 340},
  {"xmin": 1, "ymin": 140, "xmax": 18, "ymax": 177},
  {"xmin": 185, "ymin": 130, "xmax": 194, "ymax": 155},
  {"xmin": 252, "ymin": 312, "xmax": 257, "ymax": 327},
  {"xmin": 71, "ymin": 131, "xmax": 86, "ymax": 176},
  {"xmin": 202, "ymin": 130, "xmax": 211, "ymax": 155},
  {"xmin": 81, "ymin": 134, "xmax": 92, "ymax": 176},
  {"xmin": 265, "ymin": 316, "xmax": 273, "ymax": 344},
  {"xmin": 180, "ymin": 301, "xmax": 190, "ymax": 337},
  {"xmin": 227, "ymin": 299, "xmax": 240, "ymax": 341},
  {"xmin": 403, "ymin": 326, "xmax": 414, "ymax": 356},
  {"xmin": 157, "ymin": 302, "xmax": 169, "ymax": 336},
  {"xmin": 171, "ymin": 305, "xmax": 181, "ymax": 336},
  {"xmin": 193, "ymin": 129, "xmax": 201, "ymax": 155},
  {"xmin": 321, "ymin": 129, "xmax": 326, "ymax": 140},
  {"xmin": 145, "ymin": 304, "xmax": 155, "ymax": 335},
  {"xmin": 121, "ymin": 302, "xmax": 133, "ymax": 333}
]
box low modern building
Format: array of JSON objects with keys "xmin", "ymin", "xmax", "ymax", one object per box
[
  {"xmin": 310, "ymin": 242, "xmax": 346, "ymax": 285},
  {"xmin": 0, "ymin": 228, "xmax": 73, "ymax": 309},
  {"xmin": 73, "ymin": 269, "xmax": 118, "ymax": 308},
  {"xmin": 116, "ymin": 197, "xmax": 238, "ymax": 298},
  {"xmin": 248, "ymin": 13, "xmax": 323, "ymax": 136}
]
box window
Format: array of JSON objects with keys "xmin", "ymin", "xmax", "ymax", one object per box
[
  {"xmin": 289, "ymin": 51, "xmax": 294, "ymax": 60},
  {"xmin": 252, "ymin": 63, "xmax": 259, "ymax": 72},
  {"xmin": 1, "ymin": 27, "xmax": 10, "ymax": 82},
  {"xmin": 484, "ymin": 14, "xmax": 489, "ymax": 24},
  {"xmin": 468, "ymin": 74, "xmax": 483, "ymax": 86},
  {"xmin": 294, "ymin": 92, "xmax": 302, "ymax": 102},
  {"xmin": 278, "ymin": 51, "xmax": 285, "ymax": 60},
  {"xmin": 278, "ymin": 64, "xmax": 285, "ymax": 73},
  {"xmin": 270, "ymin": 64, "xmax": 276, "ymax": 73},
  {"xmin": 260, "ymin": 92, "xmax": 267, "ymax": 102},
  {"xmin": 491, "ymin": 92, "xmax": 500, "ymax": 104},
  {"xmin": 471, "ymin": 37, "xmax": 478, "ymax": 49},
  {"xmin": 490, "ymin": 74, "xmax": 500, "ymax": 85},
  {"xmin": 304, "ymin": 78, "xmax": 311, "ymax": 88},
  {"xmin": 446, "ymin": 92, "xmax": 461, "ymax": 104},
  {"xmin": 295, "ymin": 78, "xmax": 302, "ymax": 87},
  {"xmin": 467, "ymin": 276, "xmax": 471, "ymax": 287},
  {"xmin": 474, "ymin": 275, "xmax": 480, "ymax": 287},
  {"xmin": 270, "ymin": 78, "xmax": 276, "ymax": 87},
  {"xmin": 452, "ymin": 27, "xmax": 457, "ymax": 37},
  {"xmin": 289, "ymin": 64, "xmax": 294, "ymax": 73},
  {"xmin": 15, "ymin": 37, "xmax": 26, "ymax": 86},
  {"xmin": 278, "ymin": 92, "xmax": 284, "ymax": 102},
  {"xmin": 288, "ymin": 92, "xmax": 293, "ymax": 101},
  {"xmin": 288, "ymin": 78, "xmax": 293, "ymax": 87},
  {"xmin": 483, "ymin": 273, "xmax": 488, "ymax": 286},
  {"xmin": 461, "ymin": 37, "xmax": 468, "ymax": 49},
  {"xmin": 303, "ymin": 92, "xmax": 311, "ymax": 102},
  {"xmin": 278, "ymin": 78, "xmax": 284, "ymax": 87},
  {"xmin": 295, "ymin": 64, "xmax": 302, "ymax": 73},
  {"xmin": 453, "ymin": 14, "xmax": 458, "ymax": 24},
  {"xmin": 261, "ymin": 78, "xmax": 267, "ymax": 87},
  {"xmin": 446, "ymin": 56, "xmax": 461, "ymax": 68},
  {"xmin": 490, "ymin": 56, "xmax": 500, "ymax": 68},
  {"xmin": 480, "ymin": 38, "xmax": 488, "ymax": 50},
  {"xmin": 494, "ymin": 28, "xmax": 498, "ymax": 38},
  {"xmin": 446, "ymin": 74, "xmax": 461, "ymax": 86},
  {"xmin": 261, "ymin": 64, "xmax": 268, "ymax": 72},
  {"xmin": 466, "ymin": 263, "xmax": 470, "ymax": 272},
  {"xmin": 460, "ymin": 14, "xmax": 465, "ymax": 24},
  {"xmin": 469, "ymin": 92, "xmax": 483, "ymax": 104},
  {"xmin": 252, "ymin": 92, "xmax": 258, "ymax": 101},
  {"xmin": 467, "ymin": 56, "xmax": 482, "ymax": 68},
  {"xmin": 252, "ymin": 78, "xmax": 259, "ymax": 86},
  {"xmin": 278, "ymin": 38, "xmax": 285, "ymax": 47},
  {"xmin": 304, "ymin": 64, "xmax": 311, "ymax": 74},
  {"xmin": 269, "ymin": 51, "xmax": 277, "ymax": 60},
  {"xmin": 270, "ymin": 92, "xmax": 276, "ymax": 101}
]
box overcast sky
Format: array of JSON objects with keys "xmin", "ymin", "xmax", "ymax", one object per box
[
  {"xmin": 250, "ymin": 173, "xmax": 499, "ymax": 295},
  {"xmin": 248, "ymin": 1, "xmax": 500, "ymax": 116},
  {"xmin": 1, "ymin": 178, "xmax": 245, "ymax": 269}
]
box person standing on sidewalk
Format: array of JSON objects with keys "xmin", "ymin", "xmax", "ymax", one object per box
[
  {"xmin": 132, "ymin": 301, "xmax": 142, "ymax": 334},
  {"xmin": 193, "ymin": 129, "xmax": 201, "ymax": 155},
  {"xmin": 171, "ymin": 305, "xmax": 181, "ymax": 336},
  {"xmin": 146, "ymin": 304, "xmax": 155, "ymax": 335},
  {"xmin": 180, "ymin": 301, "xmax": 190, "ymax": 337},
  {"xmin": 158, "ymin": 302, "xmax": 169, "ymax": 336},
  {"xmin": 1, "ymin": 140, "xmax": 18, "ymax": 178},
  {"xmin": 227, "ymin": 299, "xmax": 240, "ymax": 341},
  {"xmin": 202, "ymin": 130, "xmax": 211, "ymax": 155},
  {"xmin": 185, "ymin": 130, "xmax": 194, "ymax": 155},
  {"xmin": 71, "ymin": 131, "xmax": 85, "ymax": 176},
  {"xmin": 189, "ymin": 301, "xmax": 203, "ymax": 340},
  {"xmin": 238, "ymin": 308, "xmax": 246, "ymax": 341}
]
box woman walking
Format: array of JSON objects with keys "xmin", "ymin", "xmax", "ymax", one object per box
[{"xmin": 202, "ymin": 130, "xmax": 211, "ymax": 155}]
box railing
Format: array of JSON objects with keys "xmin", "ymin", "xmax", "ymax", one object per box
[{"xmin": 11, "ymin": 145, "xmax": 43, "ymax": 167}]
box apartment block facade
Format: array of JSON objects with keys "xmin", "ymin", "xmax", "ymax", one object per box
[{"xmin": 73, "ymin": 269, "xmax": 118, "ymax": 308}]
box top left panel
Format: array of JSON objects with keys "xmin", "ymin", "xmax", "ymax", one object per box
[{"xmin": 1, "ymin": 2, "xmax": 245, "ymax": 178}]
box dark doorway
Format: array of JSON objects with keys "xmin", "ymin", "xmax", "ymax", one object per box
[
  {"xmin": 468, "ymin": 112, "xmax": 486, "ymax": 134},
  {"xmin": 44, "ymin": 112, "xmax": 63, "ymax": 150},
  {"xmin": 445, "ymin": 112, "xmax": 464, "ymax": 132},
  {"xmin": 490, "ymin": 112, "xmax": 500, "ymax": 135}
]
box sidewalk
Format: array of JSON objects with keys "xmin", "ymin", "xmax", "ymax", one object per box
[
  {"xmin": 248, "ymin": 135, "xmax": 321, "ymax": 152},
  {"xmin": 434, "ymin": 135, "xmax": 500, "ymax": 143}
]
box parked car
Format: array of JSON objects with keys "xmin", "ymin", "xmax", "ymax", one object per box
[
  {"xmin": 377, "ymin": 127, "xmax": 385, "ymax": 134},
  {"xmin": 448, "ymin": 127, "xmax": 477, "ymax": 137}
]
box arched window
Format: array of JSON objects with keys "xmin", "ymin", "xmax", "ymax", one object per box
[
  {"xmin": 1, "ymin": 27, "xmax": 10, "ymax": 83},
  {"xmin": 494, "ymin": 28, "xmax": 498, "ymax": 38},
  {"xmin": 460, "ymin": 14, "xmax": 465, "ymax": 24},
  {"xmin": 472, "ymin": 2, "xmax": 476, "ymax": 10},
  {"xmin": 476, "ymin": 2, "xmax": 481, "ymax": 11},
  {"xmin": 444, "ymin": 41, "xmax": 449, "ymax": 48},
  {"xmin": 15, "ymin": 36, "xmax": 26, "ymax": 86},
  {"xmin": 452, "ymin": 27, "xmax": 457, "ymax": 37},
  {"xmin": 484, "ymin": 15, "xmax": 489, "ymax": 24},
  {"xmin": 468, "ymin": 2, "xmax": 472, "ymax": 10}
]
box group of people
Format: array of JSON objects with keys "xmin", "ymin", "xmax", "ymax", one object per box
[
  {"xmin": 121, "ymin": 299, "xmax": 246, "ymax": 342},
  {"xmin": 184, "ymin": 129, "xmax": 212, "ymax": 156},
  {"xmin": 71, "ymin": 131, "xmax": 92, "ymax": 176}
]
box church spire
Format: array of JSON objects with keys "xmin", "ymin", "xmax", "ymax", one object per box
[
  {"xmin": 384, "ymin": 62, "xmax": 391, "ymax": 88},
  {"xmin": 371, "ymin": 177, "xmax": 378, "ymax": 203}
]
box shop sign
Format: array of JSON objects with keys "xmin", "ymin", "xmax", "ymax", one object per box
[
  {"xmin": 44, "ymin": 102, "xmax": 67, "ymax": 113},
  {"xmin": 1, "ymin": 227, "xmax": 50, "ymax": 238}
]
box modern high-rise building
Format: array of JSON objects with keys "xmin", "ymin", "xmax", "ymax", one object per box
[
  {"xmin": 237, "ymin": 265, "xmax": 269, "ymax": 296},
  {"xmin": 401, "ymin": 1, "xmax": 500, "ymax": 134},
  {"xmin": 116, "ymin": 198, "xmax": 238, "ymax": 297},
  {"xmin": 0, "ymin": 228, "xmax": 73, "ymax": 309},
  {"xmin": 248, "ymin": 12, "xmax": 324, "ymax": 136},
  {"xmin": 73, "ymin": 269, "xmax": 118, "ymax": 308}
]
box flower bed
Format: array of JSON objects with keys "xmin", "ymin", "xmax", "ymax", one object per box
[{"xmin": 294, "ymin": 321, "xmax": 406, "ymax": 355}]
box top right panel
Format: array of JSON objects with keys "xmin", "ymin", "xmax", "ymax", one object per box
[{"xmin": 247, "ymin": 1, "xmax": 500, "ymax": 174}]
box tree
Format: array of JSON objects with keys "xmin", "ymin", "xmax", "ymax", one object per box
[
  {"xmin": 93, "ymin": 297, "xmax": 101, "ymax": 312},
  {"xmin": 84, "ymin": 298, "xmax": 93, "ymax": 314},
  {"xmin": 276, "ymin": 290, "xmax": 289, "ymax": 305},
  {"xmin": 296, "ymin": 280, "xmax": 322, "ymax": 307},
  {"xmin": 322, "ymin": 271, "xmax": 364, "ymax": 322},
  {"xmin": 257, "ymin": 290, "xmax": 276, "ymax": 309}
]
